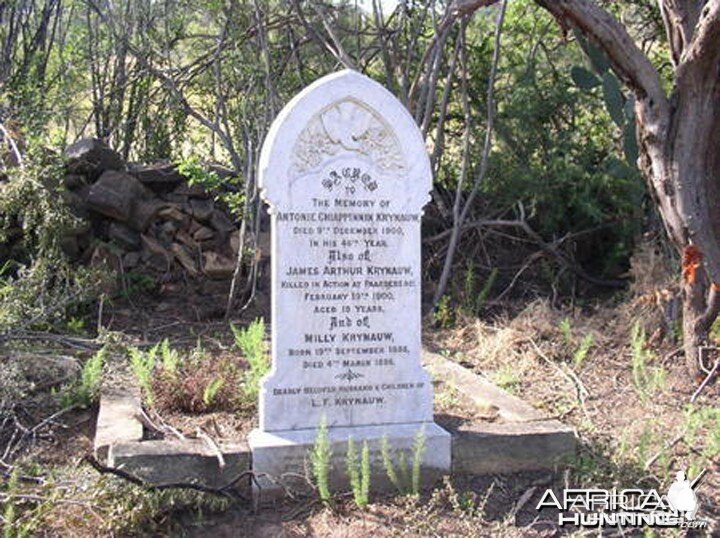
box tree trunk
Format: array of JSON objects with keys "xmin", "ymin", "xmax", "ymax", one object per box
[
  {"xmin": 637, "ymin": 57, "xmax": 720, "ymax": 379},
  {"xmin": 521, "ymin": 0, "xmax": 720, "ymax": 380}
]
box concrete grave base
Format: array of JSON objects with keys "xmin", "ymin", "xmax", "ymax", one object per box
[
  {"xmin": 94, "ymin": 351, "xmax": 574, "ymax": 499},
  {"xmin": 248, "ymin": 421, "xmax": 451, "ymax": 501},
  {"xmin": 109, "ymin": 440, "xmax": 249, "ymax": 490}
]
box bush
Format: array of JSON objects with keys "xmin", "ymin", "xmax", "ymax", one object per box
[
  {"xmin": 62, "ymin": 346, "xmax": 107, "ymax": 408},
  {"xmin": 0, "ymin": 148, "xmax": 105, "ymax": 334},
  {"xmin": 152, "ymin": 342, "xmax": 243, "ymax": 414},
  {"xmin": 232, "ymin": 318, "xmax": 269, "ymax": 401}
]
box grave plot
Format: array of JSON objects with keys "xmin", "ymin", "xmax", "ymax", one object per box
[{"xmin": 90, "ymin": 71, "xmax": 575, "ymax": 501}]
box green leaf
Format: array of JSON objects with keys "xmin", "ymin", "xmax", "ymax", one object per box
[
  {"xmin": 624, "ymin": 96, "xmax": 636, "ymax": 121},
  {"xmin": 606, "ymin": 157, "xmax": 634, "ymax": 180},
  {"xmin": 570, "ymin": 66, "xmax": 600, "ymax": 91},
  {"xmin": 573, "ymin": 29, "xmax": 610, "ymax": 73},
  {"xmin": 602, "ymin": 72, "xmax": 625, "ymax": 127},
  {"xmin": 623, "ymin": 122, "xmax": 639, "ymax": 167}
]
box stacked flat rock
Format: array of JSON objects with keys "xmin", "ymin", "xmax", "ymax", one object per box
[{"xmin": 60, "ymin": 138, "xmax": 268, "ymax": 284}]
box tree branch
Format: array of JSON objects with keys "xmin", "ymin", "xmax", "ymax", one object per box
[
  {"xmin": 680, "ymin": 0, "xmax": 720, "ymax": 66},
  {"xmin": 535, "ymin": 0, "xmax": 668, "ymax": 110}
]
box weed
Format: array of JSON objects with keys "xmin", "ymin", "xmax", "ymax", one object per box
[
  {"xmin": 129, "ymin": 343, "xmax": 159, "ymax": 406},
  {"xmin": 462, "ymin": 265, "xmax": 497, "ymax": 315},
  {"xmin": 61, "ymin": 346, "xmax": 106, "ymax": 408},
  {"xmin": 232, "ymin": 318, "xmax": 268, "ymax": 401},
  {"xmin": 573, "ymin": 333, "xmax": 595, "ymax": 368},
  {"xmin": 492, "ymin": 365, "xmax": 520, "ymax": 394},
  {"xmin": 117, "ymin": 271, "xmax": 157, "ymax": 299},
  {"xmin": 346, "ymin": 437, "xmax": 371, "ymax": 508},
  {"xmin": 434, "ymin": 295, "xmax": 454, "ymax": 328},
  {"xmin": 152, "ymin": 341, "xmax": 242, "ymax": 414},
  {"xmin": 65, "ymin": 317, "xmax": 86, "ymax": 335},
  {"xmin": 630, "ymin": 322, "xmax": 666, "ymax": 402},
  {"xmin": 684, "ymin": 405, "xmax": 720, "ymax": 462},
  {"xmin": 475, "ymin": 268, "xmax": 498, "ymax": 314},
  {"xmin": 311, "ymin": 417, "xmax": 332, "ymax": 503},
  {"xmin": 559, "ymin": 317, "xmax": 573, "ymax": 346},
  {"xmin": 435, "ymin": 384, "xmax": 460, "ymax": 411},
  {"xmin": 381, "ymin": 428, "xmax": 426, "ymax": 496},
  {"xmin": 159, "ymin": 338, "xmax": 181, "ymax": 377},
  {"xmin": 202, "ymin": 378, "xmax": 225, "ymax": 407},
  {"xmin": 3, "ymin": 468, "xmax": 19, "ymax": 538}
]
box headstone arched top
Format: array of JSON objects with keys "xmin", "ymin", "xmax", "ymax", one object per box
[{"xmin": 259, "ymin": 70, "xmax": 431, "ymax": 213}]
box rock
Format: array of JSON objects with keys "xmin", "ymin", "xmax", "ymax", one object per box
[
  {"xmin": 108, "ymin": 222, "xmax": 141, "ymax": 250},
  {"xmin": 171, "ymin": 243, "xmax": 199, "ymax": 277},
  {"xmin": 188, "ymin": 219, "xmax": 203, "ymax": 235},
  {"xmin": 190, "ymin": 198, "xmax": 214, "ymax": 222},
  {"xmin": 203, "ymin": 251, "xmax": 235, "ymax": 279},
  {"xmin": 157, "ymin": 205, "xmax": 189, "ymax": 225},
  {"xmin": 130, "ymin": 162, "xmax": 184, "ymax": 191},
  {"xmin": 201, "ymin": 279, "xmax": 231, "ymax": 295},
  {"xmin": 64, "ymin": 138, "xmax": 124, "ymax": 180},
  {"xmin": 173, "ymin": 183, "xmax": 210, "ymax": 199},
  {"xmin": 175, "ymin": 230, "xmax": 198, "ymax": 250},
  {"xmin": 193, "ymin": 226, "xmax": 215, "ymax": 242},
  {"xmin": 123, "ymin": 251, "xmax": 141, "ymax": 269},
  {"xmin": 86, "ymin": 171, "xmax": 152, "ymax": 222},
  {"xmin": 60, "ymin": 235, "xmax": 80, "ymax": 259},
  {"xmin": 60, "ymin": 189, "xmax": 89, "ymax": 220},
  {"xmin": 141, "ymin": 234, "xmax": 172, "ymax": 271},
  {"xmin": 209, "ymin": 209, "xmax": 234, "ymax": 233},
  {"xmin": 129, "ymin": 200, "xmax": 161, "ymax": 232},
  {"xmin": 162, "ymin": 192, "xmax": 189, "ymax": 205},
  {"xmin": 63, "ymin": 173, "xmax": 87, "ymax": 190}
]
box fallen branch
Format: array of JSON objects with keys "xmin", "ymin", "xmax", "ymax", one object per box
[
  {"xmin": 691, "ymin": 357, "xmax": 720, "ymax": 403},
  {"xmin": 83, "ymin": 455, "xmax": 255, "ymax": 500},
  {"xmin": 644, "ymin": 432, "xmax": 684, "ymax": 470}
]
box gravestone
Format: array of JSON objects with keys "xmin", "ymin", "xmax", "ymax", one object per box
[{"xmin": 249, "ymin": 70, "xmax": 451, "ymax": 497}]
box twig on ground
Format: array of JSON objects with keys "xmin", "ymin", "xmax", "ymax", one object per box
[
  {"xmin": 530, "ymin": 339, "xmax": 591, "ymax": 422},
  {"xmin": 196, "ymin": 428, "xmax": 226, "ymax": 469},
  {"xmin": 644, "ymin": 432, "xmax": 684, "ymax": 470},
  {"xmin": 691, "ymin": 358, "xmax": 720, "ymax": 403},
  {"xmin": 83, "ymin": 454, "xmax": 255, "ymax": 500},
  {"xmin": 139, "ymin": 409, "xmax": 186, "ymax": 441},
  {"xmin": 510, "ymin": 486, "xmax": 536, "ymax": 522}
]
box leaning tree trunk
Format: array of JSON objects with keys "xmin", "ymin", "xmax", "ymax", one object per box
[
  {"xmin": 446, "ymin": 0, "xmax": 719, "ymax": 378},
  {"xmin": 518, "ymin": 0, "xmax": 720, "ymax": 380},
  {"xmin": 636, "ymin": 50, "xmax": 720, "ymax": 379}
]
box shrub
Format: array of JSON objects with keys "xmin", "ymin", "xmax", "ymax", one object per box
[
  {"xmin": 232, "ymin": 318, "xmax": 268, "ymax": 401},
  {"xmin": 62, "ymin": 346, "xmax": 107, "ymax": 408},
  {"xmin": 152, "ymin": 344, "xmax": 242, "ymax": 414},
  {"xmin": 0, "ymin": 148, "xmax": 105, "ymax": 334},
  {"xmin": 346, "ymin": 437, "xmax": 371, "ymax": 508},
  {"xmin": 311, "ymin": 418, "xmax": 332, "ymax": 503}
]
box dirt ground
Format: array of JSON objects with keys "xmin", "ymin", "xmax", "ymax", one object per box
[{"xmin": 3, "ymin": 265, "xmax": 720, "ymax": 536}]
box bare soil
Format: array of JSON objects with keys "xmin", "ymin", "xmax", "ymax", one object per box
[{"xmin": 5, "ymin": 272, "xmax": 720, "ymax": 536}]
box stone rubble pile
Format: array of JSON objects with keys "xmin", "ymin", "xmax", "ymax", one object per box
[{"xmin": 61, "ymin": 138, "xmax": 261, "ymax": 284}]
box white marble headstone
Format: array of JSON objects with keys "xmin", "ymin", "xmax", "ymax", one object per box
[{"xmin": 250, "ymin": 70, "xmax": 450, "ymax": 495}]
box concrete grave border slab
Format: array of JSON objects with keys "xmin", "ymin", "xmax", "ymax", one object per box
[{"xmin": 93, "ymin": 350, "xmax": 575, "ymax": 496}]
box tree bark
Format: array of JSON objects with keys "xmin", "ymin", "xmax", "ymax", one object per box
[{"xmin": 457, "ymin": 0, "xmax": 720, "ymax": 377}]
